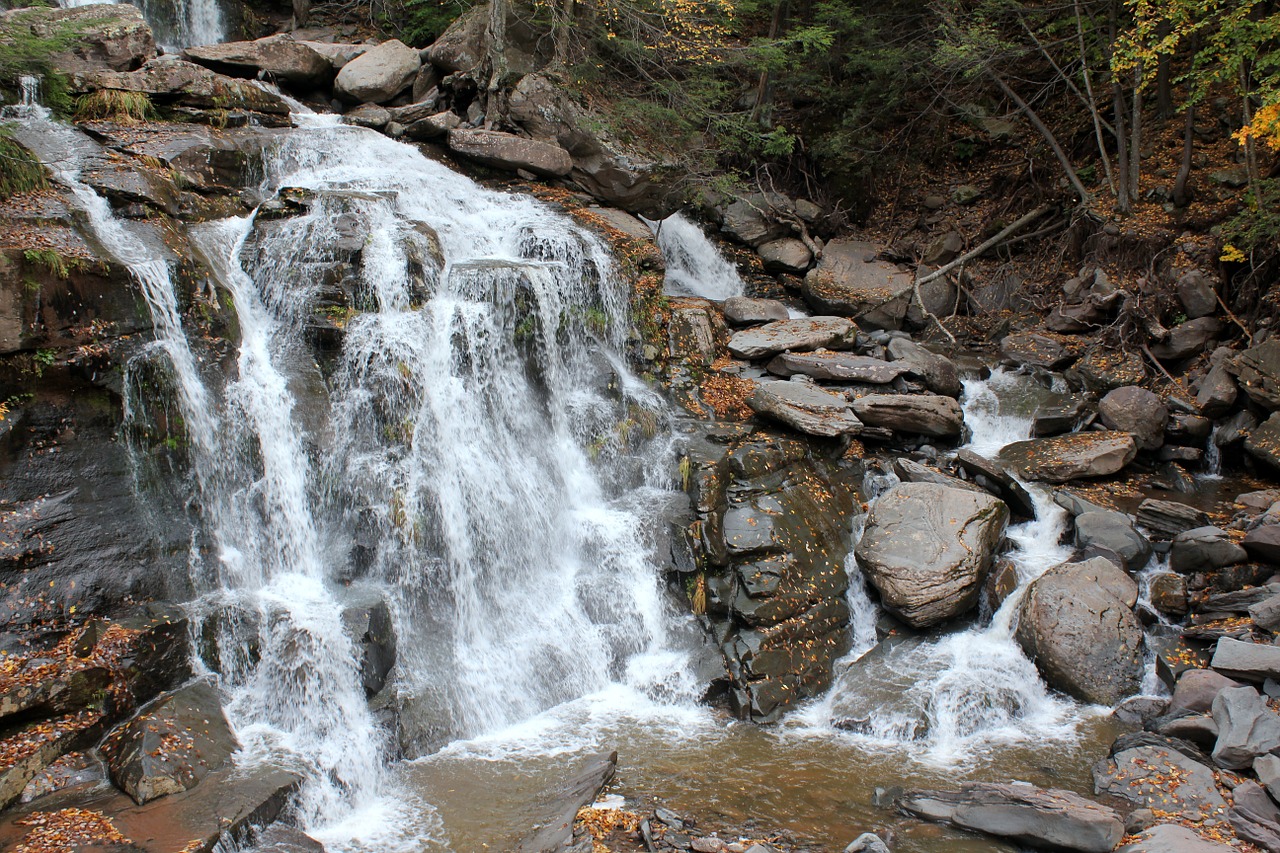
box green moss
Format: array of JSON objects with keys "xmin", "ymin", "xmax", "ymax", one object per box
[
  {"xmin": 0, "ymin": 11, "xmax": 82, "ymax": 115},
  {"xmin": 0, "ymin": 131, "xmax": 50, "ymax": 199}
]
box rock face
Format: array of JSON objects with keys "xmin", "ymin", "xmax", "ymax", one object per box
[
  {"xmin": 855, "ymin": 483, "xmax": 1009, "ymax": 628},
  {"xmin": 848, "ymin": 393, "xmax": 964, "ymax": 438},
  {"xmin": 447, "ymin": 129, "xmax": 573, "ymax": 177},
  {"xmin": 184, "ymin": 36, "xmax": 331, "ymax": 87},
  {"xmin": 748, "ymin": 380, "xmax": 863, "ymax": 437},
  {"xmin": 1229, "ymin": 339, "xmax": 1280, "ymax": 410},
  {"xmin": 515, "ymin": 752, "xmax": 617, "ymax": 853},
  {"xmin": 678, "ymin": 432, "xmax": 859, "ymax": 721},
  {"xmin": 3, "ymin": 4, "xmax": 156, "ymax": 75},
  {"xmin": 897, "ymin": 782, "xmax": 1123, "ymax": 853},
  {"xmin": 334, "ymin": 39, "xmax": 420, "ymax": 104},
  {"xmin": 1016, "ymin": 559, "xmax": 1145, "ymax": 704},
  {"xmin": 999, "ymin": 432, "xmax": 1136, "ymax": 482},
  {"xmin": 727, "ymin": 317, "xmax": 853, "ymax": 359},
  {"xmin": 102, "ymin": 681, "xmax": 237, "ymax": 805},
  {"xmin": 1098, "ymin": 386, "xmax": 1167, "ymax": 450},
  {"xmin": 801, "ymin": 240, "xmax": 915, "ymax": 329}
]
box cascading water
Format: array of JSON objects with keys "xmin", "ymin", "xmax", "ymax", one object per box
[
  {"xmin": 645, "ymin": 212, "xmax": 745, "ymax": 301},
  {"xmin": 55, "ymin": 0, "xmax": 224, "ymax": 50},
  {"xmin": 792, "ymin": 369, "xmax": 1087, "ymax": 764}
]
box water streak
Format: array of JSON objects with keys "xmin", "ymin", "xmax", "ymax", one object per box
[{"xmin": 646, "ymin": 212, "xmax": 744, "ymax": 300}]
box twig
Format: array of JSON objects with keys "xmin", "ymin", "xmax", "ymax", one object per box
[{"xmin": 1214, "ymin": 289, "xmax": 1254, "ymax": 344}]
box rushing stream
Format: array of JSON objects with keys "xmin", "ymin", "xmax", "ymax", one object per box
[{"xmin": 10, "ymin": 94, "xmax": 1136, "ymax": 851}]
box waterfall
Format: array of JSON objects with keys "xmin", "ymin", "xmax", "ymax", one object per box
[
  {"xmin": 646, "ymin": 212, "xmax": 744, "ymax": 301},
  {"xmin": 54, "ymin": 0, "xmax": 224, "ymax": 50},
  {"xmin": 16, "ymin": 97, "xmax": 694, "ymax": 848}
]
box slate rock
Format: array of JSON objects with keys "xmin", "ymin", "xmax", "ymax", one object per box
[
  {"xmin": 887, "ymin": 338, "xmax": 962, "ymax": 397},
  {"xmin": 1243, "ymin": 525, "xmax": 1280, "ymax": 565},
  {"xmin": 748, "ymin": 380, "xmax": 863, "ymax": 437},
  {"xmin": 848, "ymin": 393, "xmax": 964, "ymax": 438},
  {"xmin": 767, "ymin": 352, "xmax": 907, "ymax": 384},
  {"xmin": 1115, "ymin": 824, "xmax": 1234, "ymax": 853},
  {"xmin": 1169, "ymin": 526, "xmax": 1247, "ymax": 573},
  {"xmin": 1211, "ymin": 685, "xmax": 1280, "ymax": 769},
  {"xmin": 727, "ymin": 317, "xmax": 854, "ymax": 360},
  {"xmin": 722, "ymin": 297, "xmax": 789, "ymax": 326},
  {"xmin": 999, "ymin": 432, "xmax": 1137, "ymax": 483},
  {"xmin": 1073, "ymin": 511, "xmax": 1152, "ymax": 571},
  {"xmin": 1211, "ymin": 637, "xmax": 1280, "ymax": 682},
  {"xmin": 1229, "ymin": 338, "xmax": 1280, "ymax": 411},
  {"xmin": 1136, "ymin": 498, "xmax": 1210, "ymax": 540},
  {"xmin": 1093, "ymin": 745, "xmax": 1227, "ymax": 820}
]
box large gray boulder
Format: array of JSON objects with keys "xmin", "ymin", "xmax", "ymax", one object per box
[
  {"xmin": 1196, "ymin": 363, "xmax": 1238, "ymax": 417},
  {"xmin": 758, "ymin": 238, "xmax": 812, "ymax": 273},
  {"xmin": 1098, "ymin": 386, "xmax": 1167, "ymax": 450},
  {"xmin": 184, "ymin": 35, "xmax": 331, "ymax": 87},
  {"xmin": 1228, "ymin": 338, "xmax": 1280, "ymax": 410},
  {"xmin": 897, "ymin": 782, "xmax": 1123, "ymax": 853},
  {"xmin": 727, "ymin": 317, "xmax": 853, "ymax": 360},
  {"xmin": 102, "ymin": 681, "xmax": 237, "ymax": 805},
  {"xmin": 855, "ymin": 482, "xmax": 1009, "ymax": 628},
  {"xmin": 999, "ymin": 432, "xmax": 1136, "ymax": 482},
  {"xmin": 1016, "ymin": 558, "xmax": 1145, "ymax": 704},
  {"xmin": 848, "ymin": 393, "xmax": 964, "ymax": 438},
  {"xmin": 1176, "ymin": 270, "xmax": 1219, "ymax": 319},
  {"xmin": 1073, "ymin": 511, "xmax": 1152, "ymax": 571},
  {"xmin": 334, "ymin": 39, "xmax": 420, "ymax": 104},
  {"xmin": 1170, "ymin": 669, "xmax": 1241, "ymax": 713},
  {"xmin": 1229, "ymin": 779, "xmax": 1280, "ymax": 850},
  {"xmin": 1243, "ymin": 525, "xmax": 1280, "ymax": 564},
  {"xmin": 447, "ymin": 129, "xmax": 573, "ymax": 177},
  {"xmin": 1149, "ymin": 317, "xmax": 1223, "ymax": 361},
  {"xmin": 747, "ymin": 380, "xmax": 863, "ymax": 437},
  {"xmin": 954, "ymin": 450, "xmax": 1037, "ymax": 519},
  {"xmin": 887, "ymin": 337, "xmax": 962, "ymax": 397},
  {"xmin": 1168, "ymin": 526, "xmax": 1247, "ymax": 573},
  {"xmin": 1116, "ymin": 824, "xmax": 1235, "ymax": 853},
  {"xmin": 423, "ymin": 3, "xmax": 488, "ymax": 72},
  {"xmin": 767, "ymin": 352, "xmax": 908, "ymax": 384},
  {"xmin": 1210, "ymin": 686, "xmax": 1280, "ymax": 769},
  {"xmin": 3, "ymin": 4, "xmax": 155, "ymax": 75},
  {"xmin": 1245, "ymin": 412, "xmax": 1280, "ymax": 472},
  {"xmin": 722, "ymin": 297, "xmax": 788, "ymax": 326},
  {"xmin": 801, "ymin": 240, "xmax": 915, "ymax": 329},
  {"xmin": 719, "ymin": 192, "xmax": 794, "ymax": 246}
]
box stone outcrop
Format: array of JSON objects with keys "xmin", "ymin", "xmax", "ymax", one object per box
[
  {"xmin": 1098, "ymin": 386, "xmax": 1167, "ymax": 450},
  {"xmin": 848, "ymin": 393, "xmax": 964, "ymax": 438},
  {"xmin": 855, "ymin": 482, "xmax": 1008, "ymax": 628},
  {"xmin": 1228, "ymin": 339, "xmax": 1280, "ymax": 410},
  {"xmin": 68, "ymin": 60, "xmax": 292, "ymax": 124},
  {"xmin": 767, "ymin": 352, "xmax": 908, "ymax": 384},
  {"xmin": 2, "ymin": 4, "xmax": 156, "ymax": 75}
]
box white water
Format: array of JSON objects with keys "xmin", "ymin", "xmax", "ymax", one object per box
[
  {"xmin": 55, "ymin": 0, "xmax": 224, "ymax": 50},
  {"xmin": 790, "ymin": 372, "xmax": 1089, "ymax": 764},
  {"xmin": 647, "ymin": 212, "xmax": 745, "ymax": 301}
]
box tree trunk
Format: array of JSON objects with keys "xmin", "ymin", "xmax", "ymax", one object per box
[
  {"xmin": 292, "ymin": 0, "xmax": 310, "ymax": 28},
  {"xmin": 988, "ymin": 70, "xmax": 1092, "ymax": 207},
  {"xmin": 1173, "ymin": 100, "xmax": 1195, "ymax": 207},
  {"xmin": 484, "ymin": 0, "xmax": 510, "ymax": 128},
  {"xmin": 1129, "ymin": 67, "xmax": 1142, "ymax": 202},
  {"xmin": 552, "ymin": 0, "xmax": 576, "ymax": 69},
  {"xmin": 1109, "ymin": 1, "xmax": 1131, "ymax": 215},
  {"xmin": 750, "ymin": 0, "xmax": 789, "ymax": 128},
  {"xmin": 1155, "ymin": 22, "xmax": 1173, "ymax": 118}
]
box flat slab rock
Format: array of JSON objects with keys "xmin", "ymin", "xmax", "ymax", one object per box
[
  {"xmin": 848, "ymin": 393, "xmax": 964, "ymax": 438},
  {"xmin": 999, "ymin": 432, "xmax": 1137, "ymax": 482},
  {"xmin": 722, "ymin": 296, "xmax": 790, "ymax": 325},
  {"xmin": 1116, "ymin": 824, "xmax": 1236, "ymax": 852},
  {"xmin": 1093, "ymin": 745, "xmax": 1227, "ymax": 821},
  {"xmin": 1211, "ymin": 637, "xmax": 1280, "ymax": 682},
  {"xmin": 727, "ymin": 317, "xmax": 854, "ymax": 360},
  {"xmin": 748, "ymin": 380, "xmax": 863, "ymax": 437},
  {"xmin": 897, "ymin": 781, "xmax": 1123, "ymax": 853},
  {"xmin": 766, "ymin": 351, "xmax": 907, "ymax": 383}
]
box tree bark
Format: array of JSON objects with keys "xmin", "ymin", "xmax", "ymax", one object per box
[
  {"xmin": 1129, "ymin": 67, "xmax": 1142, "ymax": 202},
  {"xmin": 1173, "ymin": 99, "xmax": 1195, "ymax": 207}
]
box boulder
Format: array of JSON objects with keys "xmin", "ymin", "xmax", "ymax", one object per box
[
  {"xmin": 1196, "ymin": 364, "xmax": 1238, "ymax": 418},
  {"xmin": 727, "ymin": 317, "xmax": 853, "ymax": 360},
  {"xmin": 999, "ymin": 432, "xmax": 1136, "ymax": 482},
  {"xmin": 507, "ymin": 73, "xmax": 676, "ymax": 216},
  {"xmin": 1076, "ymin": 349, "xmax": 1147, "ymax": 392},
  {"xmin": 1245, "ymin": 412, "xmax": 1280, "ymax": 472},
  {"xmin": 1243, "ymin": 525, "xmax": 1280, "ymax": 564},
  {"xmin": 757, "ymin": 238, "xmax": 812, "ymax": 273},
  {"xmin": 747, "ymin": 380, "xmax": 863, "ymax": 438},
  {"xmin": 1176, "ymin": 270, "xmax": 1219, "ymax": 319},
  {"xmin": 1228, "ymin": 338, "xmax": 1280, "ymax": 411},
  {"xmin": 1257, "ymin": 753, "xmax": 1280, "ymax": 802},
  {"xmin": 1149, "ymin": 572, "xmax": 1188, "ymax": 616},
  {"xmin": 334, "ymin": 39, "xmax": 420, "ymax": 104},
  {"xmin": 893, "ymin": 458, "xmax": 989, "ymax": 494},
  {"xmin": 667, "ymin": 307, "xmax": 717, "ymax": 367},
  {"xmin": 1211, "ymin": 637, "xmax": 1280, "ymax": 682},
  {"xmin": 101, "ymin": 681, "xmax": 237, "ymax": 805},
  {"xmin": 920, "ymin": 231, "xmax": 964, "ymax": 266},
  {"xmin": 1210, "ymin": 686, "xmax": 1280, "ymax": 769},
  {"xmin": 801, "ymin": 240, "xmax": 914, "ymax": 329},
  {"xmin": 767, "ymin": 352, "xmax": 907, "ymax": 384},
  {"xmin": 404, "ymin": 110, "xmax": 462, "ymax": 141},
  {"xmin": 1228, "ymin": 779, "xmax": 1280, "ymax": 850},
  {"xmin": 1001, "ymin": 332, "xmax": 1077, "ymax": 370},
  {"xmin": 1073, "ymin": 511, "xmax": 1151, "ymax": 571},
  {"xmin": 719, "ymin": 192, "xmax": 794, "ymax": 246},
  {"xmin": 423, "ymin": 3, "xmax": 487, "ymax": 72},
  {"xmin": 954, "ymin": 450, "xmax": 1037, "ymax": 519},
  {"xmin": 1168, "ymin": 526, "xmax": 1247, "ymax": 573},
  {"xmin": 3, "ymin": 4, "xmax": 155, "ymax": 75},
  {"xmin": 342, "ymin": 103, "xmax": 390, "ymax": 129},
  {"xmin": 1135, "ymin": 498, "xmax": 1209, "ymax": 540},
  {"xmin": 855, "ymin": 482, "xmax": 1009, "ymax": 628},
  {"xmin": 897, "ymin": 782, "xmax": 1123, "ymax": 853},
  {"xmin": 1250, "ymin": 593, "xmax": 1280, "ymax": 631},
  {"xmin": 1098, "ymin": 386, "xmax": 1167, "ymax": 451},
  {"xmin": 1149, "ymin": 317, "xmax": 1222, "ymax": 361},
  {"xmin": 1016, "ymin": 559, "xmax": 1145, "ymax": 704},
  {"xmin": 848, "ymin": 393, "xmax": 964, "ymax": 438},
  {"xmin": 887, "ymin": 338, "xmax": 962, "ymax": 397},
  {"xmin": 299, "ymin": 41, "xmax": 368, "ymax": 70},
  {"xmin": 721, "ymin": 297, "xmax": 789, "ymax": 326},
  {"xmin": 1093, "ymin": 745, "xmax": 1227, "ymax": 820},
  {"xmin": 447, "ymin": 129, "xmax": 573, "ymax": 178},
  {"xmin": 184, "ymin": 36, "xmax": 331, "ymax": 87},
  {"xmin": 1115, "ymin": 824, "xmax": 1235, "ymax": 853}
]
